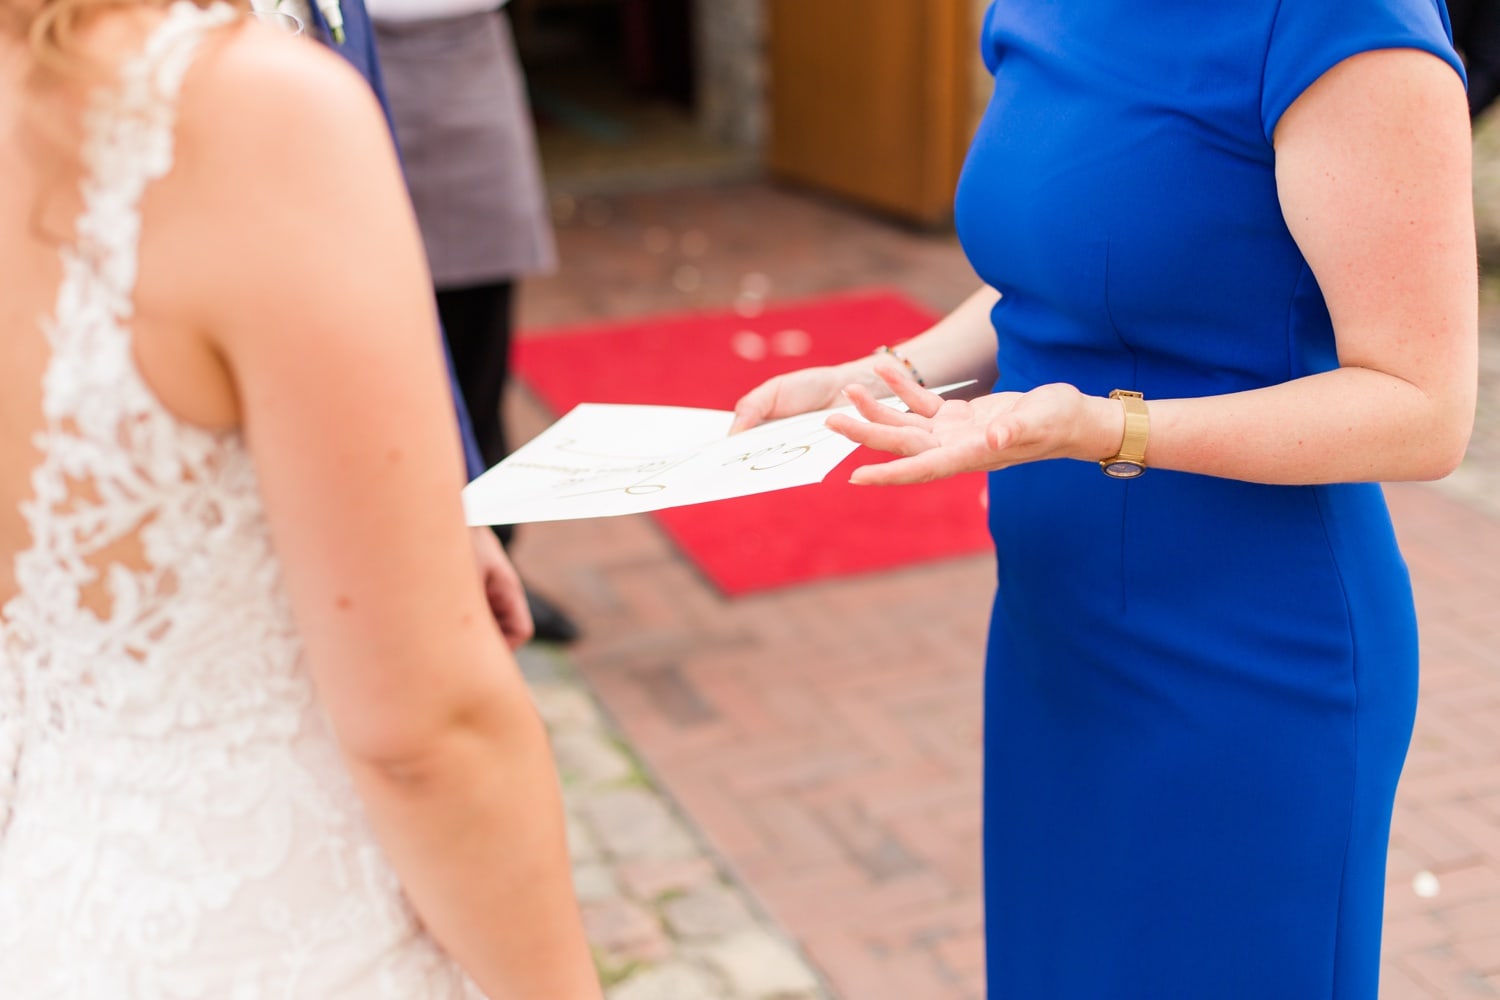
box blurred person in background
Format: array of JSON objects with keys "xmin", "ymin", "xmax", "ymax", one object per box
[
  {"xmin": 733, "ymin": 2, "xmax": 1476, "ymax": 997},
  {"xmin": 370, "ymin": 0, "xmax": 579, "ymax": 644},
  {"xmin": 0, "ymin": 1, "xmax": 599, "ymax": 995}
]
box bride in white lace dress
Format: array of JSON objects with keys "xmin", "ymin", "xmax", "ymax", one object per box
[{"xmin": 0, "ymin": 2, "xmax": 600, "ymax": 996}]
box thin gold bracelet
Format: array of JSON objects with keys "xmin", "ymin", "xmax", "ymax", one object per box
[{"xmin": 874, "ymin": 345, "xmax": 926, "ymax": 387}]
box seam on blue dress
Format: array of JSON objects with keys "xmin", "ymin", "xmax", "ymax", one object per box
[
  {"xmin": 1288, "ymin": 261, "xmax": 1357, "ymax": 996},
  {"xmin": 1100, "ymin": 237, "xmax": 1133, "ymax": 357},
  {"xmin": 1258, "ymin": 0, "xmax": 1289, "ymax": 146},
  {"xmin": 1283, "ymin": 264, "xmax": 1308, "ymax": 384},
  {"xmin": 1310, "ymin": 484, "xmax": 1361, "ymax": 1000}
]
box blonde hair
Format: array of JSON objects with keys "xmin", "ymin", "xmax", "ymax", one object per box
[
  {"xmin": 10, "ymin": 0, "xmax": 249, "ymax": 74},
  {"xmin": 4, "ymin": 0, "xmax": 250, "ymax": 243}
]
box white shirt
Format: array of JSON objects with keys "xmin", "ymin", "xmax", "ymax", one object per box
[{"xmin": 364, "ymin": 0, "xmax": 504, "ymax": 22}]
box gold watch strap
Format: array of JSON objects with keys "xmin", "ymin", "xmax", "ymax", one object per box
[{"xmin": 1108, "ymin": 389, "xmax": 1149, "ymax": 465}]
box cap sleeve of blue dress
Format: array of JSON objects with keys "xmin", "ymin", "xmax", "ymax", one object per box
[{"xmin": 1261, "ymin": 0, "xmax": 1466, "ymax": 144}]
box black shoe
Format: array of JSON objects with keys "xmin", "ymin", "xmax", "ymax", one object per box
[{"xmin": 526, "ymin": 587, "xmax": 580, "ymax": 644}]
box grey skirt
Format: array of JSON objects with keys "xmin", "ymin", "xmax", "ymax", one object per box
[{"xmin": 374, "ymin": 8, "xmax": 557, "ymax": 287}]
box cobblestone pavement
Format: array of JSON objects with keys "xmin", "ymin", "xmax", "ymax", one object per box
[
  {"xmin": 520, "ymin": 167, "xmax": 1500, "ymax": 997},
  {"xmin": 520, "ymin": 646, "xmax": 830, "ymax": 999}
]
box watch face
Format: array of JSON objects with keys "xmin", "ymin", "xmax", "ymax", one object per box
[{"xmin": 1103, "ymin": 460, "xmax": 1145, "ymax": 479}]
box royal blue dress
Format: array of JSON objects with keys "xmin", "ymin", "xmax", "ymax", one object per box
[{"xmin": 954, "ymin": 3, "xmax": 1465, "ymax": 997}]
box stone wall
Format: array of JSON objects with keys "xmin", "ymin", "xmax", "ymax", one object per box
[{"xmin": 694, "ymin": 0, "xmax": 766, "ymax": 150}]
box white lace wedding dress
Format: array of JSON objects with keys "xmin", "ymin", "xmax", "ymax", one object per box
[{"xmin": 0, "ymin": 5, "xmax": 481, "ymax": 996}]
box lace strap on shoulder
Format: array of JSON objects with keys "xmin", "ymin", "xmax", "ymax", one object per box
[
  {"xmin": 133, "ymin": 1, "xmax": 240, "ymax": 102},
  {"xmin": 75, "ymin": 2, "xmax": 239, "ymax": 308}
]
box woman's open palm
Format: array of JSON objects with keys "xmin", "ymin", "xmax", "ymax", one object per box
[{"xmin": 826, "ymin": 366, "xmax": 1105, "ymax": 485}]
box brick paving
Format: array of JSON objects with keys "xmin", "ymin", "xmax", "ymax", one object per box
[{"xmin": 520, "ymin": 179, "xmax": 1500, "ymax": 998}]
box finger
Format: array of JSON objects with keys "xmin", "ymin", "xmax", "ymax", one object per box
[
  {"xmin": 484, "ymin": 568, "xmax": 534, "ymax": 650},
  {"xmin": 496, "ymin": 600, "xmax": 534, "ymax": 650},
  {"xmin": 985, "ymin": 417, "xmax": 1014, "ymax": 452},
  {"xmin": 486, "ymin": 586, "xmax": 533, "ymax": 649},
  {"xmin": 849, "ymin": 441, "xmax": 986, "ymax": 485},
  {"xmin": 985, "ymin": 407, "xmax": 1042, "ymax": 454},
  {"xmin": 826, "ymin": 412, "xmax": 933, "ymax": 456},
  {"xmin": 731, "ymin": 374, "xmax": 810, "ymax": 434},
  {"xmin": 729, "ymin": 391, "xmax": 772, "ymax": 434},
  {"xmin": 874, "ymin": 362, "xmax": 946, "ymax": 418},
  {"xmin": 843, "ymin": 383, "xmax": 926, "ymax": 428}
]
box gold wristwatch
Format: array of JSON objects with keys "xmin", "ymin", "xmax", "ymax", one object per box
[{"xmin": 1099, "ymin": 389, "xmax": 1148, "ymax": 479}]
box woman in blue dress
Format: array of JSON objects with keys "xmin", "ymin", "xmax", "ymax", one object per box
[{"xmin": 731, "ymin": 2, "xmax": 1476, "ymax": 996}]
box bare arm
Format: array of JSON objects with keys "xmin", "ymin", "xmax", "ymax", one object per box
[
  {"xmin": 831, "ymin": 49, "xmax": 1476, "ymax": 487},
  {"xmin": 729, "ymin": 286, "xmax": 1000, "ymax": 432},
  {"xmin": 1143, "ymin": 47, "xmax": 1476, "ymax": 483},
  {"xmin": 170, "ymin": 31, "xmax": 597, "ymax": 999},
  {"xmin": 867, "ymin": 285, "xmax": 1002, "ymax": 392}
]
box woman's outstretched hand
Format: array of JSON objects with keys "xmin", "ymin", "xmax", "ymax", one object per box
[
  {"xmin": 730, "ymin": 362, "xmax": 885, "ymax": 434},
  {"xmin": 827, "ymin": 365, "xmax": 1120, "ymax": 485}
]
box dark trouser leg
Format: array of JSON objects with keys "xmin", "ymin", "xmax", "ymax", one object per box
[
  {"xmin": 436, "ymin": 281, "xmax": 579, "ymax": 641},
  {"xmin": 437, "ymin": 280, "xmax": 516, "ymax": 547},
  {"xmin": 1468, "ymin": 4, "xmax": 1500, "ymax": 119}
]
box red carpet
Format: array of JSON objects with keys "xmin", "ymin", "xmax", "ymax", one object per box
[{"xmin": 515, "ymin": 289, "xmax": 993, "ymax": 596}]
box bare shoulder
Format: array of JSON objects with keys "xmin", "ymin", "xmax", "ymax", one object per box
[
  {"xmin": 156, "ymin": 19, "xmax": 415, "ymax": 350},
  {"xmin": 176, "ymin": 23, "xmax": 391, "ymax": 175}
]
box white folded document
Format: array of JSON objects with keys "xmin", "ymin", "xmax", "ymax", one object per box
[{"xmin": 463, "ymin": 383, "xmax": 974, "ymax": 525}]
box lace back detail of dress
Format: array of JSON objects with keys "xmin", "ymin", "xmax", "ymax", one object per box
[
  {"xmin": 0, "ymin": 0, "xmax": 238, "ymax": 843},
  {"xmin": 1, "ymin": 0, "xmax": 244, "ymax": 811}
]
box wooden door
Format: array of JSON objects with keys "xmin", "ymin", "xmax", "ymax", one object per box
[{"xmin": 767, "ymin": 0, "xmax": 976, "ymax": 227}]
